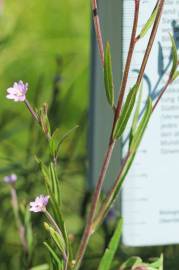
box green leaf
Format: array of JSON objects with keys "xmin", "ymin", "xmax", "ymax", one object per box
[
  {"xmin": 49, "ymin": 162, "xmax": 61, "ymax": 206},
  {"xmin": 113, "ymin": 85, "xmax": 138, "ymax": 139},
  {"xmin": 49, "ymin": 128, "xmax": 61, "ymax": 158},
  {"xmin": 94, "ymin": 100, "xmax": 152, "ymax": 227},
  {"xmin": 56, "ymin": 125, "xmax": 79, "ymax": 154},
  {"xmin": 130, "ymin": 97, "xmax": 152, "ymax": 152},
  {"xmin": 30, "ymin": 264, "xmax": 49, "ymax": 270},
  {"xmin": 149, "ymin": 254, "xmax": 163, "ymax": 270},
  {"xmin": 44, "ymin": 222, "xmax": 66, "ymax": 256},
  {"xmin": 50, "ymin": 199, "xmax": 72, "ymax": 262},
  {"xmin": 98, "ymin": 219, "xmax": 123, "ymax": 270},
  {"xmin": 36, "ymin": 157, "xmax": 51, "ymax": 193},
  {"xmin": 120, "ymin": 257, "xmax": 143, "ymax": 269},
  {"xmin": 172, "ymin": 70, "xmax": 179, "ymax": 81},
  {"xmin": 44, "ymin": 242, "xmax": 63, "ymax": 269},
  {"xmin": 38, "ymin": 103, "xmax": 51, "ymax": 137},
  {"xmin": 104, "ymin": 41, "xmax": 115, "ymax": 107},
  {"xmin": 49, "ymin": 126, "xmax": 79, "ymax": 159},
  {"xmin": 130, "ymin": 83, "xmax": 143, "ymax": 145},
  {"xmin": 170, "ymin": 33, "xmax": 178, "ymax": 77},
  {"xmin": 37, "ymin": 161, "xmax": 71, "ymax": 261},
  {"xmin": 139, "ymin": 4, "xmax": 159, "ymax": 38}
]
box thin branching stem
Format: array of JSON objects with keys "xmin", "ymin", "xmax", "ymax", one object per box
[
  {"xmin": 74, "ymin": 141, "xmax": 115, "ymax": 269},
  {"xmin": 74, "ymin": 2, "xmax": 140, "ymax": 269},
  {"xmin": 136, "ymin": 0, "xmax": 165, "ymax": 87},
  {"xmin": 24, "ymin": 99, "xmax": 39, "ymax": 123},
  {"xmin": 92, "ymin": 151, "xmax": 131, "ymax": 229},
  {"xmin": 152, "ymin": 77, "xmax": 172, "ymax": 112},
  {"xmin": 112, "ymin": 0, "xmax": 140, "ymax": 131},
  {"xmin": 92, "ymin": 0, "xmax": 165, "ymax": 230},
  {"xmin": 91, "ymin": 0, "xmax": 104, "ymax": 65}
]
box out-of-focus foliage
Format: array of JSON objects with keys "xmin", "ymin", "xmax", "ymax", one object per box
[{"xmin": 0, "ymin": 1, "xmax": 89, "ymax": 269}]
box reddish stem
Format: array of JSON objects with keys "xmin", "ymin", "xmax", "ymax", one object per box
[
  {"xmin": 92, "ymin": 0, "xmax": 104, "ymax": 65},
  {"xmin": 74, "ymin": 2, "xmax": 140, "ymax": 269},
  {"xmin": 93, "ymin": 0, "xmax": 165, "ymax": 229},
  {"xmin": 74, "ymin": 141, "xmax": 115, "ymax": 269},
  {"xmin": 152, "ymin": 77, "xmax": 172, "ymax": 112},
  {"xmin": 113, "ymin": 0, "xmax": 140, "ymax": 127},
  {"xmin": 136, "ymin": 0, "xmax": 164, "ymax": 87}
]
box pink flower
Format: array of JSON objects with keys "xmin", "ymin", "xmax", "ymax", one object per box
[
  {"xmin": 6, "ymin": 80, "xmax": 28, "ymax": 102},
  {"xmin": 29, "ymin": 195, "xmax": 49, "ymax": 213},
  {"xmin": 4, "ymin": 174, "xmax": 17, "ymax": 184}
]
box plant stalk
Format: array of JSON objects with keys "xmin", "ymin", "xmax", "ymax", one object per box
[
  {"xmin": 92, "ymin": 0, "xmax": 165, "ymax": 230},
  {"xmin": 24, "ymin": 99, "xmax": 39, "ymax": 123},
  {"xmin": 10, "ymin": 187, "xmax": 28, "ymax": 254},
  {"xmin": 74, "ymin": 140, "xmax": 115, "ymax": 269},
  {"xmin": 136, "ymin": 0, "xmax": 165, "ymax": 87},
  {"xmin": 44, "ymin": 210, "xmax": 68, "ymax": 268},
  {"xmin": 152, "ymin": 77, "xmax": 172, "ymax": 112},
  {"xmin": 74, "ymin": 2, "xmax": 140, "ymax": 269},
  {"xmin": 113, "ymin": 0, "xmax": 140, "ymax": 128},
  {"xmin": 91, "ymin": 0, "xmax": 104, "ymax": 65}
]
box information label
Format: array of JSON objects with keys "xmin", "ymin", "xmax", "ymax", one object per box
[{"xmin": 122, "ymin": 0, "xmax": 179, "ymax": 246}]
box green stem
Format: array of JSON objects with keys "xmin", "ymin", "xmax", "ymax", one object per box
[
  {"xmin": 24, "ymin": 99, "xmax": 39, "ymax": 123},
  {"xmin": 10, "ymin": 187, "xmax": 28, "ymax": 254},
  {"xmin": 44, "ymin": 210, "xmax": 65, "ymax": 246},
  {"xmin": 44, "ymin": 210, "xmax": 68, "ymax": 267}
]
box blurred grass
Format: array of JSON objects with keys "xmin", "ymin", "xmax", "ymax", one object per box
[{"xmin": 0, "ymin": 1, "xmax": 91, "ymax": 269}]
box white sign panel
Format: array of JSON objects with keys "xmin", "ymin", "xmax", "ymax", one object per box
[{"xmin": 122, "ymin": 0, "xmax": 179, "ymax": 246}]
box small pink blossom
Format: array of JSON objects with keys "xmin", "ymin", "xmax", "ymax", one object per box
[
  {"xmin": 29, "ymin": 195, "xmax": 49, "ymax": 213},
  {"xmin": 6, "ymin": 80, "xmax": 28, "ymax": 102},
  {"xmin": 4, "ymin": 174, "xmax": 17, "ymax": 184}
]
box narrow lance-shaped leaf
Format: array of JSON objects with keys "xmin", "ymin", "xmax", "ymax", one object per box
[
  {"xmin": 104, "ymin": 42, "xmax": 114, "ymax": 107},
  {"xmin": 49, "ymin": 198, "xmax": 71, "ymax": 261},
  {"xmin": 55, "ymin": 125, "xmax": 79, "ymax": 156},
  {"xmin": 44, "ymin": 242, "xmax": 63, "ymax": 269},
  {"xmin": 30, "ymin": 264, "xmax": 49, "ymax": 270},
  {"xmin": 130, "ymin": 97, "xmax": 152, "ymax": 152},
  {"xmin": 49, "ymin": 126, "xmax": 79, "ymax": 159},
  {"xmin": 149, "ymin": 254, "xmax": 163, "ymax": 270},
  {"xmin": 35, "ymin": 158, "xmax": 51, "ymax": 194},
  {"xmin": 120, "ymin": 257, "xmax": 143, "ymax": 270},
  {"xmin": 113, "ymin": 84, "xmax": 138, "ymax": 140},
  {"xmin": 138, "ymin": 3, "xmax": 159, "ymax": 38},
  {"xmin": 170, "ymin": 33, "xmax": 178, "ymax": 78},
  {"xmin": 44, "ymin": 222, "xmax": 66, "ymax": 257},
  {"xmin": 49, "ymin": 162, "xmax": 61, "ymax": 206},
  {"xmin": 129, "ymin": 82, "xmax": 143, "ymax": 145},
  {"xmin": 98, "ymin": 219, "xmax": 123, "ymax": 270},
  {"xmin": 98, "ymin": 98, "xmax": 153, "ymax": 223},
  {"xmin": 172, "ymin": 70, "xmax": 179, "ymax": 81}
]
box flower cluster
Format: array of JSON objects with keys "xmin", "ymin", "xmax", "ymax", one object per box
[
  {"xmin": 29, "ymin": 195, "xmax": 49, "ymax": 213},
  {"xmin": 4, "ymin": 174, "xmax": 17, "ymax": 184},
  {"xmin": 6, "ymin": 80, "xmax": 28, "ymax": 102}
]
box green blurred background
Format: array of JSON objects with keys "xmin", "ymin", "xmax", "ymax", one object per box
[{"xmin": 0, "ymin": 1, "xmax": 91, "ymax": 269}]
